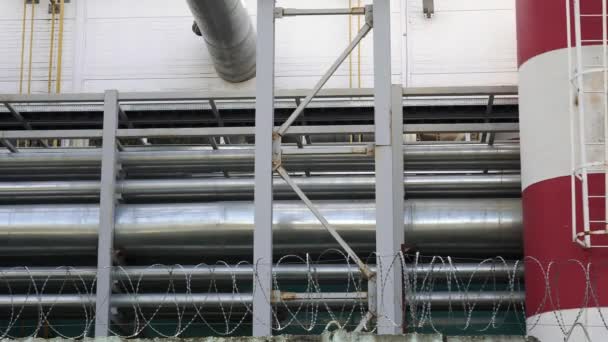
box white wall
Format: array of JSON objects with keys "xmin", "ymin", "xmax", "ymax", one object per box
[
  {"xmin": 0, "ymin": 0, "xmax": 517, "ymax": 94},
  {"xmin": 404, "ymin": 0, "xmax": 517, "ymax": 87}
]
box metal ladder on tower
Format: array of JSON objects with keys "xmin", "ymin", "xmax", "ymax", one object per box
[{"xmin": 569, "ymin": 0, "xmax": 608, "ymax": 247}]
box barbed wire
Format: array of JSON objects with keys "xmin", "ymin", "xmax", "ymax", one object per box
[{"xmin": 0, "ymin": 251, "xmax": 605, "ymax": 339}]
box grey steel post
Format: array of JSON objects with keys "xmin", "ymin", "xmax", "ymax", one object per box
[
  {"xmin": 253, "ymin": 0, "xmax": 275, "ymax": 337},
  {"xmin": 373, "ymin": 0, "xmax": 404, "ymax": 334},
  {"xmin": 94, "ymin": 90, "xmax": 120, "ymax": 337}
]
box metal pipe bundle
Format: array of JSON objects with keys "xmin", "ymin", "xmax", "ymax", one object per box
[{"xmin": 0, "ymin": 199, "xmax": 522, "ymax": 259}]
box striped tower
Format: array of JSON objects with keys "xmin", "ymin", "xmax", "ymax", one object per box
[{"xmin": 518, "ymin": 0, "xmax": 608, "ymax": 340}]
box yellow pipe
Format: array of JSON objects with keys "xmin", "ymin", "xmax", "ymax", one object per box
[
  {"xmin": 48, "ymin": 0, "xmax": 56, "ymax": 94},
  {"xmin": 55, "ymin": 0, "xmax": 65, "ymax": 94},
  {"xmin": 18, "ymin": 0, "xmax": 28, "ymax": 94},
  {"xmin": 26, "ymin": 0, "xmax": 37, "ymax": 95}
]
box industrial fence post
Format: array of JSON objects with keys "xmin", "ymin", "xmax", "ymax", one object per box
[
  {"xmin": 253, "ymin": 0, "xmax": 276, "ymax": 337},
  {"xmin": 94, "ymin": 89, "xmax": 120, "ymax": 337},
  {"xmin": 373, "ymin": 0, "xmax": 405, "ymax": 334}
]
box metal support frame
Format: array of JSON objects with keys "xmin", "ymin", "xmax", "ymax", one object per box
[
  {"xmin": 276, "ymin": 11, "xmax": 373, "ymax": 136},
  {"xmin": 374, "ymin": 86, "xmax": 405, "ymax": 334},
  {"xmin": 209, "ymin": 99, "xmax": 231, "ymax": 177},
  {"xmin": 275, "ymin": 7, "xmax": 366, "ymax": 17},
  {"xmin": 94, "ymin": 90, "xmax": 120, "ymax": 337},
  {"xmin": 4, "ymin": 102, "xmax": 49, "ymax": 147},
  {"xmin": 293, "ymin": 98, "xmax": 307, "ymax": 149},
  {"xmin": 487, "ymin": 95, "xmax": 496, "ymax": 145},
  {"xmin": 296, "ymin": 97, "xmax": 312, "ymax": 177},
  {"xmin": 0, "ymin": 139, "xmax": 17, "ymax": 153},
  {"xmin": 0, "ymin": 85, "xmax": 516, "ymax": 103},
  {"xmin": 252, "ymin": 0, "xmax": 275, "ymax": 336},
  {"xmin": 0, "ymin": 123, "xmax": 518, "ymax": 141},
  {"xmin": 118, "ymin": 107, "xmax": 147, "ymax": 146},
  {"xmin": 480, "ymin": 95, "xmax": 495, "ymax": 144},
  {"xmin": 253, "ymin": 1, "xmax": 378, "ymax": 335},
  {"xmin": 373, "ymin": 0, "xmax": 403, "ymax": 334},
  {"xmin": 275, "ymin": 167, "xmax": 372, "ymax": 279},
  {"xmin": 271, "ymin": 5, "xmax": 374, "ymax": 259},
  {"xmin": 209, "ymin": 99, "xmax": 231, "ymax": 145}
]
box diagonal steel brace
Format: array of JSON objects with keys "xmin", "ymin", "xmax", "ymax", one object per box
[{"xmin": 276, "ymin": 6, "xmax": 374, "ymax": 137}]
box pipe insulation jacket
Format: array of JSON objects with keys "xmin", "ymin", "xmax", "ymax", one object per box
[
  {"xmin": 0, "ymin": 144, "xmax": 521, "ymax": 176},
  {"xmin": 186, "ymin": 0, "xmax": 256, "ymax": 82},
  {"xmin": 0, "ymin": 199, "xmax": 522, "ymax": 258},
  {"xmin": 0, "ymin": 174, "xmax": 521, "ymax": 199}
]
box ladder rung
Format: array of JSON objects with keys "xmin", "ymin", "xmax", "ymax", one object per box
[
  {"xmin": 588, "ymin": 195, "xmax": 607, "ymax": 198},
  {"xmin": 590, "ymin": 220, "xmax": 607, "ymax": 223},
  {"xmin": 580, "ymin": 14, "xmax": 608, "ymax": 17},
  {"xmin": 581, "ymin": 39, "xmax": 605, "ymax": 43},
  {"xmin": 580, "ymin": 90, "xmax": 607, "ymax": 94}
]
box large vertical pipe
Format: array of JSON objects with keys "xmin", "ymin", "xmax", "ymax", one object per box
[
  {"xmin": 186, "ymin": 0, "xmax": 256, "ymax": 83},
  {"xmin": 517, "ymin": 0, "xmax": 608, "ymax": 340}
]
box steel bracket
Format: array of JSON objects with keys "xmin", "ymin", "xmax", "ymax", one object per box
[
  {"xmin": 48, "ymin": 0, "xmax": 70, "ymax": 14},
  {"xmin": 275, "ymin": 7, "xmax": 368, "ymax": 18},
  {"xmin": 354, "ymin": 276, "xmax": 377, "ymax": 332},
  {"xmin": 365, "ymin": 5, "xmax": 374, "ymax": 26},
  {"xmin": 272, "ymin": 132, "xmax": 282, "ymax": 170},
  {"xmin": 367, "ymin": 276, "xmax": 377, "ymax": 316}
]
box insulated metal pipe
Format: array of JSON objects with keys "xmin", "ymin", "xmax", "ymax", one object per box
[
  {"xmin": 0, "ymin": 291, "xmax": 524, "ymax": 309},
  {"xmin": 0, "ymin": 199, "xmax": 522, "ymax": 258},
  {"xmin": 0, "ymin": 263, "xmax": 523, "ymax": 282},
  {"xmin": 0, "ymin": 144, "xmax": 521, "ymax": 176},
  {"xmin": 186, "ymin": 0, "xmax": 256, "ymax": 82},
  {"xmin": 0, "ymin": 293, "xmax": 359, "ymax": 308},
  {"xmin": 0, "ymin": 174, "xmax": 521, "ymax": 200}
]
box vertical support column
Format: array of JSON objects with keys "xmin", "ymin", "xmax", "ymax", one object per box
[
  {"xmin": 253, "ymin": 0, "xmax": 275, "ymax": 337},
  {"xmin": 94, "ymin": 90, "xmax": 120, "ymax": 337},
  {"xmin": 373, "ymin": 0, "xmax": 404, "ymax": 334}
]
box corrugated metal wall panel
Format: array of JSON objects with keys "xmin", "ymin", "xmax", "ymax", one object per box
[
  {"xmin": 0, "ymin": 1, "xmax": 74, "ymax": 93},
  {"xmin": 0, "ymin": 0, "xmax": 516, "ymax": 93},
  {"xmin": 404, "ymin": 0, "xmax": 517, "ymax": 86}
]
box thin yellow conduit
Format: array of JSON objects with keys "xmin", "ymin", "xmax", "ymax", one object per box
[
  {"xmin": 18, "ymin": 0, "xmax": 28, "ymax": 94},
  {"xmin": 26, "ymin": 0, "xmax": 36, "ymax": 95},
  {"xmin": 48, "ymin": 0, "xmax": 56, "ymax": 93},
  {"xmin": 55, "ymin": 0, "xmax": 65, "ymax": 94}
]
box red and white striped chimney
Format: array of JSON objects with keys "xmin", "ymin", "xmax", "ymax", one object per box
[{"xmin": 517, "ymin": 0, "xmax": 608, "ymax": 340}]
